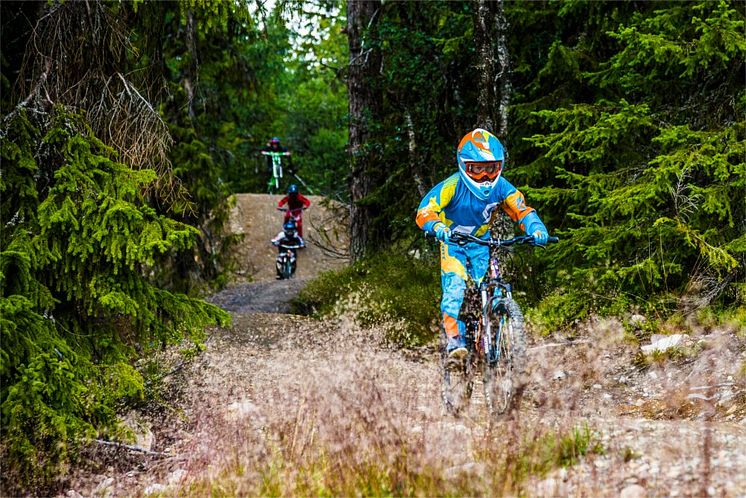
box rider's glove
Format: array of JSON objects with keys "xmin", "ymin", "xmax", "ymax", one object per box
[
  {"xmin": 532, "ymin": 229, "xmax": 549, "ymax": 246},
  {"xmin": 272, "ymin": 240, "xmax": 279, "ymax": 246},
  {"xmin": 433, "ymin": 223, "xmax": 451, "ymax": 243}
]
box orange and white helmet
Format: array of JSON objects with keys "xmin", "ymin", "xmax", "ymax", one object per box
[{"xmin": 457, "ymin": 128, "xmax": 505, "ymax": 200}]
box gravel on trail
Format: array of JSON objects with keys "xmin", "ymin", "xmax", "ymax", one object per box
[{"xmin": 207, "ymin": 278, "xmax": 309, "ymax": 314}]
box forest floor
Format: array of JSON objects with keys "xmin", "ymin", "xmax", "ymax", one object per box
[{"xmin": 61, "ymin": 196, "xmax": 746, "ymax": 498}]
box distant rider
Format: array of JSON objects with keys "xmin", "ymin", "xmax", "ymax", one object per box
[
  {"xmin": 271, "ymin": 219, "xmax": 305, "ymax": 279},
  {"xmin": 277, "ymin": 184, "xmax": 311, "ymax": 237},
  {"xmin": 261, "ymin": 136, "xmax": 292, "ymax": 173},
  {"xmin": 415, "ymin": 128, "xmax": 550, "ymax": 360}
]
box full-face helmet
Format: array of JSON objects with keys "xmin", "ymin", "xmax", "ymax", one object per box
[
  {"xmin": 270, "ymin": 137, "xmax": 281, "ymax": 148},
  {"xmin": 283, "ymin": 219, "xmax": 297, "ymax": 238},
  {"xmin": 457, "ymin": 128, "xmax": 505, "ymax": 200}
]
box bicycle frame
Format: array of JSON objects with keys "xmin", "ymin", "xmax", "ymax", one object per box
[
  {"xmin": 476, "ymin": 257, "xmax": 512, "ymax": 364},
  {"xmin": 278, "ymin": 207, "xmax": 304, "ymax": 222},
  {"xmin": 455, "ymin": 233, "xmax": 557, "ymax": 363},
  {"xmin": 462, "ymin": 247, "xmax": 511, "ymax": 365},
  {"xmin": 262, "ymin": 151, "xmax": 291, "ymax": 193},
  {"xmin": 276, "ymin": 243, "xmax": 302, "ymax": 279}
]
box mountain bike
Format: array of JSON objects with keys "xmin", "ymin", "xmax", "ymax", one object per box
[
  {"xmin": 275, "ymin": 242, "xmax": 303, "ymax": 279},
  {"xmin": 262, "ymin": 151, "xmax": 291, "ymax": 194},
  {"xmin": 440, "ymin": 232, "xmax": 558, "ymax": 419}
]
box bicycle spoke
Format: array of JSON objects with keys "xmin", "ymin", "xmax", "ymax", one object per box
[
  {"xmin": 441, "ymin": 334, "xmax": 474, "ymax": 416},
  {"xmin": 483, "ymin": 300, "xmax": 527, "ymax": 420}
]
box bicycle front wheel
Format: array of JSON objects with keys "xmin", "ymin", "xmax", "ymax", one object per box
[
  {"xmin": 482, "ymin": 298, "xmax": 527, "ymax": 419},
  {"xmin": 440, "ymin": 332, "xmax": 474, "ymax": 416}
]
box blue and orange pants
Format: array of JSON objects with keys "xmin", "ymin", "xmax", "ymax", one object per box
[{"xmin": 439, "ymin": 241, "xmax": 489, "ymax": 339}]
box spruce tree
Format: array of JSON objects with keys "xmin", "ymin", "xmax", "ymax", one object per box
[
  {"xmin": 1, "ymin": 106, "xmax": 230, "ymax": 488},
  {"xmin": 516, "ymin": 1, "xmax": 745, "ymax": 326},
  {"xmin": 0, "ymin": 1, "xmax": 232, "ymax": 488}
]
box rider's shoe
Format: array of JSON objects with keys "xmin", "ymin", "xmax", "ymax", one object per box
[{"xmin": 446, "ymin": 335, "xmax": 467, "ymax": 360}]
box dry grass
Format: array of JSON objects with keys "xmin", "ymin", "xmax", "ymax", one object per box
[
  {"xmin": 60, "ymin": 312, "xmax": 746, "ymax": 497},
  {"xmin": 170, "ymin": 351, "xmax": 602, "ymax": 497}
]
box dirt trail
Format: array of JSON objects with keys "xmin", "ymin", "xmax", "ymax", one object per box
[
  {"xmin": 71, "ymin": 309, "xmax": 746, "ymax": 497},
  {"xmin": 228, "ymin": 193, "xmax": 348, "ymax": 282},
  {"xmin": 63, "ymin": 195, "xmax": 746, "ymax": 497}
]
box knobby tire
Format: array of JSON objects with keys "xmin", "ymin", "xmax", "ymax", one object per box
[
  {"xmin": 482, "ymin": 298, "xmax": 527, "ymax": 420},
  {"xmin": 282, "ymin": 258, "xmax": 293, "ymax": 279},
  {"xmin": 440, "ymin": 330, "xmax": 474, "ymax": 416}
]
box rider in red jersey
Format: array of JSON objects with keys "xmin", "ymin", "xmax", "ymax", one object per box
[{"xmin": 277, "ymin": 184, "xmax": 311, "ymax": 237}]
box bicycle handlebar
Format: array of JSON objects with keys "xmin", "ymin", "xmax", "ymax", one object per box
[
  {"xmin": 449, "ymin": 232, "xmax": 559, "ymax": 247},
  {"xmin": 261, "ymin": 151, "xmax": 292, "ymax": 156}
]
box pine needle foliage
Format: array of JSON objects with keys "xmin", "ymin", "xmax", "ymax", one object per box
[
  {"xmin": 514, "ymin": 1, "xmax": 745, "ymax": 328},
  {"xmin": 0, "ymin": 107, "xmax": 229, "ymax": 489}
]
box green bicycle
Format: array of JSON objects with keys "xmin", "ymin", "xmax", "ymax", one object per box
[{"xmin": 261, "ymin": 150, "xmax": 291, "ymax": 194}]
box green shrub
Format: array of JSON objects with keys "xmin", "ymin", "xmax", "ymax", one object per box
[{"xmin": 293, "ymin": 252, "xmax": 441, "ymax": 346}]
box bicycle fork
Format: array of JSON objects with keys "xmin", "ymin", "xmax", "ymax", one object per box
[{"xmin": 481, "ymin": 284, "xmax": 513, "ymax": 364}]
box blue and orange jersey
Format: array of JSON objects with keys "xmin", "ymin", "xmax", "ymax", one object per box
[{"xmin": 416, "ymin": 173, "xmax": 542, "ymax": 238}]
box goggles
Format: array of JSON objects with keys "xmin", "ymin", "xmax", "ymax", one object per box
[{"xmin": 465, "ymin": 160, "xmax": 502, "ymax": 181}]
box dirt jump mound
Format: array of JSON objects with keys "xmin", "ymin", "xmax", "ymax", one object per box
[{"xmin": 228, "ymin": 193, "xmax": 348, "ymax": 283}]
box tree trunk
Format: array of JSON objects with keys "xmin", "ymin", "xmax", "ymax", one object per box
[
  {"xmin": 405, "ymin": 111, "xmax": 428, "ymax": 197},
  {"xmin": 494, "ymin": 0, "xmax": 511, "ymax": 137},
  {"xmin": 184, "ymin": 10, "xmax": 198, "ymax": 122},
  {"xmin": 474, "ymin": 0, "xmax": 496, "ymax": 131},
  {"xmin": 347, "ymin": 0, "xmax": 382, "ymax": 262},
  {"xmin": 473, "ymin": 0, "xmax": 511, "ymax": 137},
  {"xmin": 491, "ymin": 0, "xmax": 513, "ymax": 246},
  {"xmin": 474, "ymin": 0, "xmax": 514, "ymax": 263}
]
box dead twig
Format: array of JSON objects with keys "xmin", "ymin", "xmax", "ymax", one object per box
[
  {"xmin": 689, "ymin": 383, "xmax": 737, "ymax": 391},
  {"xmin": 94, "ymin": 439, "xmax": 170, "ymax": 457},
  {"xmin": 527, "ymin": 340, "xmax": 593, "ymax": 352}
]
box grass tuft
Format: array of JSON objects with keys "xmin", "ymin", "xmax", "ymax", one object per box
[{"xmin": 292, "ymin": 252, "xmax": 441, "ymax": 346}]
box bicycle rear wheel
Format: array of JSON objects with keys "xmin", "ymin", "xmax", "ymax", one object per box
[
  {"xmin": 440, "ymin": 331, "xmax": 474, "ymax": 416},
  {"xmin": 482, "ymin": 298, "xmax": 527, "ymax": 419}
]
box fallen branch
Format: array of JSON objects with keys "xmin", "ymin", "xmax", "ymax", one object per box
[
  {"xmin": 528, "ymin": 340, "xmax": 593, "ymax": 352},
  {"xmin": 94, "ymin": 439, "xmax": 170, "ymax": 457},
  {"xmin": 689, "ymin": 383, "xmax": 737, "ymax": 391},
  {"xmin": 687, "ymin": 393, "xmax": 719, "ymax": 402}
]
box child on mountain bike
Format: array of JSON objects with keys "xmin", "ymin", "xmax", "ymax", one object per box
[
  {"xmin": 278, "ymin": 184, "xmax": 311, "ymax": 237},
  {"xmin": 416, "ymin": 129, "xmax": 550, "ymax": 360},
  {"xmin": 271, "ymin": 219, "xmax": 305, "ymax": 279},
  {"xmin": 261, "ymin": 137, "xmax": 292, "ymax": 172}
]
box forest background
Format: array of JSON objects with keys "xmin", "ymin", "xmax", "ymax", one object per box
[{"xmin": 1, "ymin": 0, "xmax": 744, "ymax": 491}]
